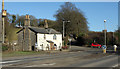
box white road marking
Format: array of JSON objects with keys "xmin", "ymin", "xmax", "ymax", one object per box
[
  {"xmin": 0, "ymin": 60, "xmax": 22, "ymax": 64},
  {"xmin": 112, "ymin": 64, "xmax": 118, "ymax": 67},
  {"xmin": 2, "ymin": 64, "xmax": 14, "ymax": 67},
  {"xmin": 25, "ymin": 63, "xmax": 56, "ymax": 67}
]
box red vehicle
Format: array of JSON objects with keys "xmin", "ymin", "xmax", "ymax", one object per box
[
  {"xmin": 91, "ymin": 43, "xmax": 101, "ymax": 48},
  {"xmin": 62, "ymin": 46, "xmax": 68, "ymax": 49}
]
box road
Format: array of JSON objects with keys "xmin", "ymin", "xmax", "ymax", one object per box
[{"xmin": 1, "ymin": 46, "xmax": 119, "ymax": 68}]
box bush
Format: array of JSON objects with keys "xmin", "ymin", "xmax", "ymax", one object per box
[
  {"xmin": 77, "ymin": 36, "xmax": 85, "ymax": 46},
  {"xmin": 2, "ymin": 44, "xmax": 8, "ymax": 51}
]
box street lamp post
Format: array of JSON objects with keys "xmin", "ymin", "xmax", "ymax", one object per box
[
  {"xmin": 63, "ymin": 21, "xmax": 65, "ymax": 38},
  {"xmin": 62, "ymin": 20, "xmax": 70, "ymax": 47},
  {"xmin": 103, "ymin": 20, "xmax": 107, "ymax": 54},
  {"xmin": 104, "ymin": 20, "xmax": 106, "ymax": 46},
  {"xmin": 2, "ymin": 0, "xmax": 7, "ymax": 44},
  {"xmin": 62, "ymin": 20, "xmax": 70, "ymax": 39}
]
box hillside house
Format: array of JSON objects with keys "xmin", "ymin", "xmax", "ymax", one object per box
[{"xmin": 16, "ymin": 15, "xmax": 62, "ymax": 51}]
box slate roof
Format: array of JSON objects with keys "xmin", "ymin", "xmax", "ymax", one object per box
[
  {"xmin": 46, "ymin": 40, "xmax": 54, "ymax": 43},
  {"xmin": 17, "ymin": 27, "xmax": 61, "ymax": 34},
  {"xmin": 29, "ymin": 27, "xmax": 61, "ymax": 34}
]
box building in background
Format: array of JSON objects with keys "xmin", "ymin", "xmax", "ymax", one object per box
[{"xmin": 16, "ymin": 15, "xmax": 62, "ymax": 51}]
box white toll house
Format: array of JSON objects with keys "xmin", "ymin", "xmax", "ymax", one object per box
[
  {"xmin": 35, "ymin": 28, "xmax": 62, "ymax": 51},
  {"xmin": 113, "ymin": 45, "xmax": 117, "ymax": 52},
  {"xmin": 35, "ymin": 19, "xmax": 62, "ymax": 51}
]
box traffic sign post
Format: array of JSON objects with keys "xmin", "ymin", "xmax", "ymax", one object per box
[
  {"xmin": 102, "ymin": 45, "xmax": 106, "ymax": 54},
  {"xmin": 35, "ymin": 43, "xmax": 38, "ymax": 51}
]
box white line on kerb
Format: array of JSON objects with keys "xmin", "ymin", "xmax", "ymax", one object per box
[{"xmin": 0, "ymin": 60, "xmax": 22, "ymax": 64}]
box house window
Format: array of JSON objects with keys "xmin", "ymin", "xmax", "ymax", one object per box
[
  {"xmin": 53, "ymin": 34, "xmax": 57, "ymax": 40},
  {"xmin": 44, "ymin": 34, "xmax": 46, "ymax": 39},
  {"xmin": 60, "ymin": 43, "xmax": 61, "ymax": 46},
  {"xmin": 54, "ymin": 44, "xmax": 57, "ymax": 46}
]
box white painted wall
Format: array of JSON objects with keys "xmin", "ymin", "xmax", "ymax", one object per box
[{"xmin": 36, "ymin": 33, "xmax": 62, "ymax": 51}]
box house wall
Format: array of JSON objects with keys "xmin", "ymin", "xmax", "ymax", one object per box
[
  {"xmin": 17, "ymin": 31, "xmax": 24, "ymax": 51},
  {"xmin": 37, "ymin": 33, "xmax": 62, "ymax": 50},
  {"xmin": 17, "ymin": 28, "xmax": 36, "ymax": 51},
  {"xmin": 22, "ymin": 28, "xmax": 31, "ymax": 51},
  {"xmin": 30, "ymin": 30, "xmax": 36, "ymax": 51}
]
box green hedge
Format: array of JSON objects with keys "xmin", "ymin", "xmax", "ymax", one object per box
[{"xmin": 2, "ymin": 45, "xmax": 8, "ymax": 51}]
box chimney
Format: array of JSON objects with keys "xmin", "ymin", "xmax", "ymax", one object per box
[
  {"xmin": 25, "ymin": 14, "xmax": 30, "ymax": 27},
  {"xmin": 44, "ymin": 19, "xmax": 48, "ymax": 29}
]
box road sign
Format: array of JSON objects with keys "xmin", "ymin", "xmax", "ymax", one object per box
[
  {"xmin": 35, "ymin": 43, "xmax": 38, "ymax": 47},
  {"xmin": 102, "ymin": 45, "xmax": 106, "ymax": 49}
]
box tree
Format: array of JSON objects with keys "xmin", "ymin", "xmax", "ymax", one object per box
[
  {"xmin": 54, "ymin": 2, "xmax": 89, "ymax": 37},
  {"xmin": 38, "ymin": 19, "xmax": 58, "ymax": 29},
  {"xmin": 12, "ymin": 15, "xmax": 16, "ymax": 24},
  {"xmin": 15, "ymin": 15, "xmax": 38, "ymax": 27},
  {"xmin": 30, "ymin": 15, "xmax": 38, "ymax": 27},
  {"xmin": 15, "ymin": 15, "xmax": 25, "ymax": 26}
]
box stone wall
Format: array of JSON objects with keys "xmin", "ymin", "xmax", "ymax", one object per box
[
  {"xmin": 17, "ymin": 31, "xmax": 23, "ymax": 51},
  {"xmin": 30, "ymin": 30, "xmax": 36, "ymax": 51},
  {"xmin": 17, "ymin": 28, "xmax": 36, "ymax": 51}
]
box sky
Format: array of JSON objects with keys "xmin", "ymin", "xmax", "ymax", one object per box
[
  {"xmin": 118, "ymin": 2, "xmax": 120, "ymax": 28},
  {"xmin": 0, "ymin": 0, "xmax": 119, "ymax": 2},
  {"xmin": 0, "ymin": 2, "xmax": 118, "ymax": 32}
]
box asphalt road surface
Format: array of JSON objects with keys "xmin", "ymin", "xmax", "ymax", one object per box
[{"xmin": 1, "ymin": 46, "xmax": 119, "ymax": 68}]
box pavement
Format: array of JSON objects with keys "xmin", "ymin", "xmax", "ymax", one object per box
[{"xmin": 1, "ymin": 46, "xmax": 119, "ymax": 68}]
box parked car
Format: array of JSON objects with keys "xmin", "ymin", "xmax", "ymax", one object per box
[{"xmin": 91, "ymin": 43, "xmax": 101, "ymax": 48}]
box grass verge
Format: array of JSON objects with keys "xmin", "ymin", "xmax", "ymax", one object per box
[{"xmin": 2, "ymin": 51, "xmax": 48, "ymax": 57}]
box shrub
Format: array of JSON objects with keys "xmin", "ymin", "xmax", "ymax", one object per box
[{"xmin": 2, "ymin": 44, "xmax": 8, "ymax": 51}]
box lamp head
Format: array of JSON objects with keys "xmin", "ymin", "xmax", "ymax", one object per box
[{"xmin": 104, "ymin": 20, "xmax": 106, "ymax": 22}]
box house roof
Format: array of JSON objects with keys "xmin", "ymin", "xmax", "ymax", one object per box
[
  {"xmin": 17, "ymin": 27, "xmax": 61, "ymax": 34},
  {"xmin": 29, "ymin": 27, "xmax": 61, "ymax": 34},
  {"xmin": 46, "ymin": 40, "xmax": 54, "ymax": 43}
]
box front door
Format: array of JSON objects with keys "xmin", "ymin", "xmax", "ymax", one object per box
[{"xmin": 32, "ymin": 46, "xmax": 35, "ymax": 51}]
